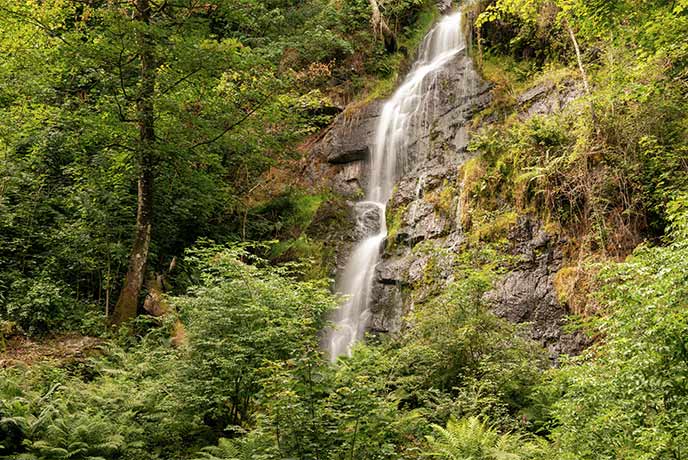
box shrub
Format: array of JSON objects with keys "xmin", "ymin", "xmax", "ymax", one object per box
[
  {"xmin": 173, "ymin": 243, "xmax": 336, "ymax": 431},
  {"xmin": 543, "ymin": 198, "xmax": 688, "ymax": 459},
  {"xmin": 3, "ymin": 275, "xmax": 84, "ymax": 336}
]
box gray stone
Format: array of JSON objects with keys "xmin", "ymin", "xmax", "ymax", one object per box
[
  {"xmin": 484, "ymin": 216, "xmax": 589, "ymax": 358},
  {"xmin": 396, "ymin": 200, "xmax": 449, "ymax": 245},
  {"xmin": 369, "ymin": 283, "xmax": 403, "ymax": 334},
  {"xmin": 315, "ymin": 101, "xmax": 382, "ymax": 165},
  {"xmin": 517, "ymin": 82, "xmax": 553, "ymax": 105},
  {"xmin": 331, "ymin": 160, "xmax": 366, "ymax": 197},
  {"xmin": 519, "ymin": 80, "xmax": 585, "ymax": 118},
  {"xmin": 354, "ymin": 201, "xmax": 384, "ymax": 238},
  {"xmin": 408, "ymin": 255, "xmax": 430, "ymax": 284},
  {"xmin": 308, "ymin": 38, "xmax": 590, "ymax": 359},
  {"xmin": 437, "ymin": 0, "xmax": 453, "ymax": 13},
  {"xmin": 376, "ymin": 253, "xmax": 414, "ymax": 285}
]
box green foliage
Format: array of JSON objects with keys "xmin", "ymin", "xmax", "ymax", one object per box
[
  {"xmin": 0, "ymin": 0, "xmax": 438, "ymax": 330},
  {"xmin": 391, "ymin": 269, "xmax": 546, "ymax": 430},
  {"xmin": 253, "ymin": 345, "xmax": 429, "ymax": 460},
  {"xmin": 241, "ymin": 190, "xmax": 328, "ymax": 241},
  {"xmin": 174, "ymin": 243, "xmax": 336, "ymax": 430},
  {"xmin": 3, "ymin": 2, "xmax": 688, "ymax": 460},
  {"xmin": 426, "ymin": 416, "xmax": 546, "ymax": 459},
  {"xmin": 0, "ymin": 333, "xmax": 191, "ymax": 460},
  {"xmin": 468, "ymin": 72, "xmax": 687, "ymax": 252},
  {"xmin": 470, "ymin": 0, "xmax": 688, "ymax": 249},
  {"xmin": 191, "ymin": 436, "xmax": 270, "ymax": 460},
  {"xmin": 4, "ymin": 275, "xmax": 82, "ymax": 336},
  {"xmin": 540, "ymin": 206, "xmax": 688, "ymax": 459},
  {"xmin": 0, "ymin": 242, "xmax": 548, "ymax": 460},
  {"xmin": 0, "ymin": 244, "xmax": 339, "ymax": 459}
]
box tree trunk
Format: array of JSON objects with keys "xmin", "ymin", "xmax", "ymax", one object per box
[
  {"xmin": 564, "ymin": 17, "xmax": 591, "ymax": 96},
  {"xmin": 368, "ymin": 0, "xmax": 397, "ymax": 52},
  {"xmin": 564, "ymin": 17, "xmax": 597, "ymax": 128},
  {"xmin": 111, "ymin": 0, "xmax": 155, "ymax": 326}
]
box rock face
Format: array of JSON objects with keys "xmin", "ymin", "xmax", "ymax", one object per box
[
  {"xmin": 362, "ymin": 52, "xmax": 491, "ymax": 334},
  {"xmin": 437, "ymin": 0, "xmax": 453, "ymax": 13},
  {"xmin": 484, "ymin": 216, "xmax": 589, "ymax": 357},
  {"xmin": 322, "ymin": 101, "xmax": 382, "ymax": 165},
  {"xmin": 353, "ymin": 201, "xmax": 384, "ymax": 238},
  {"xmin": 308, "ymin": 25, "xmax": 586, "ymax": 356},
  {"xmin": 518, "ymin": 79, "xmax": 584, "ymax": 118},
  {"xmin": 306, "ymin": 100, "xmax": 384, "ymax": 197}
]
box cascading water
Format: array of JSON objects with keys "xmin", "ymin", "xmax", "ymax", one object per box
[{"xmin": 326, "ymin": 11, "xmax": 466, "ymax": 361}]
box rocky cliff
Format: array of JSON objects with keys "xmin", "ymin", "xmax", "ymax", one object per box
[{"xmin": 307, "ymin": 35, "xmax": 588, "ymax": 358}]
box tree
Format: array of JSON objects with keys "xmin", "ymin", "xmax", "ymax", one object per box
[
  {"xmin": 111, "ymin": 0, "xmax": 156, "ymax": 326},
  {"xmin": 368, "ymin": 0, "xmax": 397, "ymax": 52},
  {"xmin": 0, "ymin": 0, "xmax": 327, "ymax": 329}
]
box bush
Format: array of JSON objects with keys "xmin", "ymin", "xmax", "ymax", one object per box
[
  {"xmin": 0, "ymin": 243, "xmax": 339, "ymax": 459},
  {"xmin": 542, "ymin": 198, "xmax": 688, "ymax": 459},
  {"xmin": 3, "ymin": 275, "xmax": 85, "ymax": 336},
  {"xmin": 391, "ymin": 267, "xmax": 546, "ymax": 430},
  {"xmin": 173, "ymin": 243, "xmax": 337, "ymax": 431}
]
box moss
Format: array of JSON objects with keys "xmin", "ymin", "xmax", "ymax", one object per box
[
  {"xmin": 458, "ymin": 158, "xmax": 486, "ymax": 227},
  {"xmin": 270, "ymin": 236, "xmax": 331, "ymax": 280},
  {"xmin": 467, "ymin": 210, "xmax": 518, "ymax": 245},
  {"xmin": 287, "ymin": 193, "xmax": 328, "ymax": 231},
  {"xmin": 421, "ymin": 254, "xmax": 439, "ymax": 287},
  {"xmin": 552, "ymin": 263, "xmax": 600, "ymax": 317},
  {"xmin": 245, "ymin": 189, "xmax": 330, "ymax": 241},
  {"xmin": 385, "ymin": 204, "xmax": 408, "ymax": 251},
  {"xmin": 425, "ymin": 182, "xmax": 456, "ymax": 217}
]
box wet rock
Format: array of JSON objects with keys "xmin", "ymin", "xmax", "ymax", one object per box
[
  {"xmin": 402, "ymin": 55, "xmax": 492, "ymax": 174},
  {"xmin": 306, "ymin": 197, "xmax": 359, "ymax": 275},
  {"xmin": 305, "ymin": 102, "xmax": 344, "ymax": 118},
  {"xmin": 354, "ymin": 201, "xmax": 384, "ymax": 238},
  {"xmin": 310, "ymin": 35, "xmax": 589, "ymax": 358},
  {"xmin": 377, "ymin": 253, "xmax": 414, "ymax": 285}
]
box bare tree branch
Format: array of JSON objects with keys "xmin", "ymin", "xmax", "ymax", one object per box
[
  {"xmin": 563, "ymin": 17, "xmax": 598, "ymax": 129},
  {"xmin": 159, "ymin": 67, "xmax": 203, "ymax": 95},
  {"xmin": 368, "ymin": 0, "xmax": 397, "ymax": 52}
]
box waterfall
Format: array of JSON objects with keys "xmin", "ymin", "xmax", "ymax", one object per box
[{"xmin": 326, "ymin": 12, "xmax": 466, "ymax": 361}]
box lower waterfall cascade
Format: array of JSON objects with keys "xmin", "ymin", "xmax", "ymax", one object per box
[{"xmin": 325, "ymin": 11, "xmax": 469, "ymax": 361}]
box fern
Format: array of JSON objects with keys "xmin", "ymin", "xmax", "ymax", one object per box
[
  {"xmin": 425, "ymin": 417, "xmax": 544, "ymax": 460},
  {"xmin": 191, "ymin": 436, "xmax": 273, "ymax": 460}
]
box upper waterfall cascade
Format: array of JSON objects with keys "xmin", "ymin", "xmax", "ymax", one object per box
[{"xmin": 326, "ymin": 12, "xmax": 467, "ymax": 361}]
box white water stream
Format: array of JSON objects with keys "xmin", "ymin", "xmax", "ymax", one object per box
[{"xmin": 326, "ymin": 12, "xmax": 466, "ymax": 361}]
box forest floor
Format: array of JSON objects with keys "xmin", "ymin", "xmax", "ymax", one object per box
[{"xmin": 0, "ymin": 334, "xmax": 103, "ymax": 368}]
